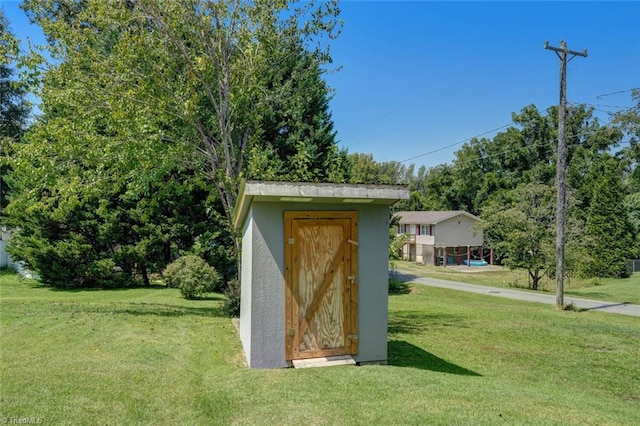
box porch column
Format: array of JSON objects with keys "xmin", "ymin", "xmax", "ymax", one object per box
[{"xmin": 467, "ymin": 246, "xmax": 471, "ymax": 267}]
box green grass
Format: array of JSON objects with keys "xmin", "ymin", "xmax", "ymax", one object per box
[
  {"xmin": 1, "ymin": 271, "xmax": 639, "ymax": 425},
  {"xmin": 394, "ymin": 260, "xmax": 640, "ymax": 304},
  {"xmin": 566, "ymin": 274, "xmax": 640, "ymax": 304}
]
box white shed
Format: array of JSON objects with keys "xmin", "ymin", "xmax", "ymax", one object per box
[{"xmin": 233, "ymin": 181, "xmax": 409, "ymax": 368}]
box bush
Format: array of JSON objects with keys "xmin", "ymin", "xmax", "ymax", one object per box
[
  {"xmin": 163, "ymin": 255, "xmax": 220, "ymax": 300},
  {"xmin": 222, "ymin": 278, "xmax": 241, "ymax": 317},
  {"xmin": 389, "ymin": 277, "xmax": 410, "ymax": 295}
]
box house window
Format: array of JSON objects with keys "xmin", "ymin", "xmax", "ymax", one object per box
[
  {"xmin": 398, "ymin": 224, "xmax": 406, "ymax": 233},
  {"xmin": 420, "ymin": 225, "xmax": 430, "ymax": 235}
]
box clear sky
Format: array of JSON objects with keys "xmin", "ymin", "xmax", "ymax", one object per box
[
  {"xmin": 327, "ymin": 1, "xmax": 640, "ymax": 168},
  {"xmin": 3, "ymin": 1, "xmax": 639, "ymax": 169}
]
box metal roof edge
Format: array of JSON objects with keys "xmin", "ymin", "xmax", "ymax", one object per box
[{"xmin": 233, "ymin": 181, "xmax": 409, "ymax": 229}]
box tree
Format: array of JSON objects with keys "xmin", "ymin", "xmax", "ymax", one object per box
[
  {"xmin": 578, "ymin": 154, "xmax": 634, "ymax": 278},
  {"xmin": 1, "ymin": 12, "xmax": 30, "ymax": 213},
  {"xmin": 6, "ymin": 134, "xmax": 215, "ymax": 287},
  {"xmin": 480, "ymin": 183, "xmax": 557, "ymax": 290},
  {"xmin": 248, "ymin": 40, "xmax": 348, "ymax": 183},
  {"xmin": 19, "ymin": 0, "xmax": 343, "ymax": 274},
  {"xmin": 347, "ymin": 153, "xmax": 383, "ymax": 184},
  {"xmin": 612, "ymin": 90, "xmax": 640, "ymax": 254}
]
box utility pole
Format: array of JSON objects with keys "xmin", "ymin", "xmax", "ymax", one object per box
[{"xmin": 544, "ymin": 40, "xmax": 587, "ymax": 309}]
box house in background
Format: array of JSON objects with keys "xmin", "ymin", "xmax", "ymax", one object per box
[{"xmin": 394, "ymin": 210, "xmax": 490, "ymax": 267}]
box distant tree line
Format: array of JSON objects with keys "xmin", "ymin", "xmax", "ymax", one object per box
[{"xmin": 347, "ymin": 98, "xmax": 640, "ymax": 284}]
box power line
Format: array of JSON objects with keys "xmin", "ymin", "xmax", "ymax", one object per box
[
  {"xmin": 392, "ymin": 95, "xmax": 629, "ymax": 169},
  {"xmin": 450, "ymin": 122, "xmax": 622, "ymax": 167},
  {"xmin": 568, "ymin": 101, "xmax": 630, "ymax": 111},
  {"xmin": 596, "ymin": 88, "xmax": 639, "ymax": 100},
  {"xmin": 398, "ymin": 122, "xmax": 513, "ymax": 163}
]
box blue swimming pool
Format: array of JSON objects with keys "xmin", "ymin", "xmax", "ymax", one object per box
[{"xmin": 462, "ymin": 259, "xmax": 488, "ymax": 266}]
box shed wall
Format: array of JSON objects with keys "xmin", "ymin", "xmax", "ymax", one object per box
[{"xmin": 239, "ymin": 209, "xmax": 253, "ymax": 365}]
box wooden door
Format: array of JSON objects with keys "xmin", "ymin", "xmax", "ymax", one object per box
[{"xmin": 284, "ymin": 211, "xmax": 358, "ymax": 361}]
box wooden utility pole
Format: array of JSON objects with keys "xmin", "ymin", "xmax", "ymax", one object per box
[{"xmin": 544, "ymin": 40, "xmax": 587, "ymax": 309}]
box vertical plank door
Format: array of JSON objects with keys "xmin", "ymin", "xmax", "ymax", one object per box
[{"xmin": 285, "ymin": 211, "xmax": 358, "ymax": 361}]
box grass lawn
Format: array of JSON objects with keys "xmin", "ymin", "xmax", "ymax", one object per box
[
  {"xmin": 394, "ymin": 260, "xmax": 640, "ymax": 304},
  {"xmin": 1, "ymin": 270, "xmax": 639, "ymax": 425}
]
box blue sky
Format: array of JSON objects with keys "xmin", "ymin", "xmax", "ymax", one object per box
[
  {"xmin": 328, "ymin": 1, "xmax": 640, "ymax": 168},
  {"xmin": 3, "ymin": 1, "xmax": 639, "ymax": 169}
]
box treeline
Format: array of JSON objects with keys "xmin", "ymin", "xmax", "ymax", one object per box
[
  {"xmin": 347, "ymin": 99, "xmax": 640, "ymax": 284},
  {"xmin": 2, "ymin": 2, "xmax": 638, "ymax": 290}
]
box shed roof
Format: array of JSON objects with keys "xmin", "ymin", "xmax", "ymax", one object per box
[
  {"xmin": 233, "ymin": 181, "xmax": 409, "ymax": 229},
  {"xmin": 394, "ymin": 210, "xmax": 480, "ymax": 225}
]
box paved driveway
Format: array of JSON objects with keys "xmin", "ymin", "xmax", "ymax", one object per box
[{"xmin": 395, "ymin": 271, "xmax": 640, "ymax": 317}]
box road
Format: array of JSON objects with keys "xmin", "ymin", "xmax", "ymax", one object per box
[{"xmin": 395, "ymin": 270, "xmax": 640, "ymax": 317}]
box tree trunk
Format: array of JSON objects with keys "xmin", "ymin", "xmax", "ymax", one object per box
[
  {"xmin": 141, "ymin": 263, "xmax": 150, "ymax": 287},
  {"xmin": 529, "ymin": 269, "xmax": 539, "ymax": 291}
]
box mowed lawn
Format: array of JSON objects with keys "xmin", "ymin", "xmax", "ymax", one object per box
[{"xmin": 1, "ymin": 271, "xmax": 638, "ymax": 425}]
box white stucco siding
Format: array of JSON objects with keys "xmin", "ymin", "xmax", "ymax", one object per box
[{"xmin": 433, "ymin": 216, "xmax": 483, "ymax": 247}]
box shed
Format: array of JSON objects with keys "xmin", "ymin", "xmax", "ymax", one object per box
[{"xmin": 233, "ymin": 181, "xmax": 409, "ymax": 368}]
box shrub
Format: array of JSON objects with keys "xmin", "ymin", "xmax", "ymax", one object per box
[
  {"xmin": 389, "ymin": 277, "xmax": 410, "ymax": 295},
  {"xmin": 163, "ymin": 255, "xmax": 220, "ymax": 300},
  {"xmin": 222, "ymin": 278, "xmax": 241, "ymax": 317},
  {"xmin": 563, "ymin": 302, "xmax": 582, "ymax": 312}
]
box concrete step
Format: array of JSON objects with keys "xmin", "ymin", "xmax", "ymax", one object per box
[{"xmin": 292, "ymin": 355, "xmax": 356, "ymax": 369}]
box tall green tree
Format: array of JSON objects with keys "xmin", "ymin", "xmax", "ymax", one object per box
[
  {"xmin": 613, "ymin": 90, "xmax": 640, "ymax": 253},
  {"xmin": 579, "ymin": 154, "xmax": 634, "ymax": 278},
  {"xmin": 246, "ymin": 39, "xmax": 348, "ymax": 183},
  {"xmin": 1, "ymin": 12, "xmax": 30, "ymax": 213},
  {"xmin": 21, "ymin": 0, "xmax": 342, "ymax": 255}
]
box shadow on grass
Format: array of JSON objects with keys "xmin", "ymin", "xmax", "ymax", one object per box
[
  {"xmin": 31, "ymin": 283, "xmax": 170, "ymax": 292},
  {"xmin": 29, "ymin": 282, "xmax": 225, "ymax": 300},
  {"xmin": 390, "ymin": 271, "xmax": 420, "ymax": 283},
  {"xmin": 579, "ymin": 302, "xmax": 632, "ymax": 312},
  {"xmin": 388, "ymin": 339, "xmax": 482, "ymax": 376},
  {"xmin": 72, "ymin": 302, "xmax": 226, "ymax": 318},
  {"xmin": 388, "ymin": 311, "xmax": 467, "ymax": 335}
]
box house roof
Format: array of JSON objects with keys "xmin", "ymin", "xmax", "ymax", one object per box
[
  {"xmin": 394, "ymin": 210, "xmax": 480, "ymax": 225},
  {"xmin": 233, "ymin": 181, "xmax": 409, "ymax": 229}
]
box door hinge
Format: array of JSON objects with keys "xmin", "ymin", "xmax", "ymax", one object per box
[
  {"xmin": 348, "ymin": 276, "xmax": 356, "ymax": 283},
  {"xmin": 288, "ymin": 328, "xmax": 296, "ymax": 337},
  {"xmin": 288, "ymin": 238, "xmax": 295, "ymax": 245},
  {"xmin": 347, "ymin": 334, "xmax": 359, "ymax": 340}
]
